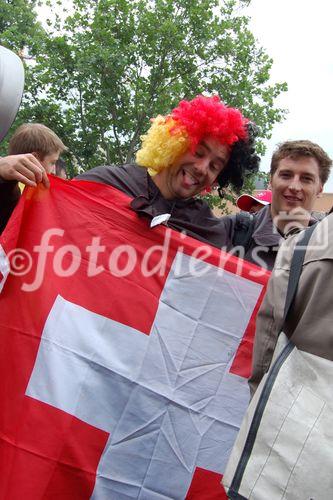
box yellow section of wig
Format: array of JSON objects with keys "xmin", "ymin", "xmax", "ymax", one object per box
[{"xmin": 136, "ymin": 116, "xmax": 189, "ymax": 174}]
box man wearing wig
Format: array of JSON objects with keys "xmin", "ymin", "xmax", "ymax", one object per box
[
  {"xmin": 1, "ymin": 95, "xmax": 258, "ymax": 246},
  {"xmin": 76, "ymin": 95, "xmax": 259, "ymax": 247}
]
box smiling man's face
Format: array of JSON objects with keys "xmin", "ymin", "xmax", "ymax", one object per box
[
  {"xmin": 270, "ymin": 156, "xmax": 323, "ymax": 218},
  {"xmin": 153, "ymin": 137, "xmax": 230, "ymax": 200}
]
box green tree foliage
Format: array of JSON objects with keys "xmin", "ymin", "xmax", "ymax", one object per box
[
  {"xmin": 0, "ymin": 0, "xmax": 49, "ymax": 154},
  {"xmin": 0, "ymin": 0, "xmax": 44, "ymax": 51},
  {"xmin": 1, "ymin": 0, "xmax": 286, "ymax": 172}
]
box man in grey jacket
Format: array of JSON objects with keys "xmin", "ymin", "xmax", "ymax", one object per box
[{"xmin": 223, "ymin": 140, "xmax": 332, "ymax": 270}]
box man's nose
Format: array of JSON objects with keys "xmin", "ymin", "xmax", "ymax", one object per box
[
  {"xmin": 289, "ymin": 177, "xmax": 302, "ymax": 191},
  {"xmin": 194, "ymin": 157, "xmax": 210, "ymax": 175}
]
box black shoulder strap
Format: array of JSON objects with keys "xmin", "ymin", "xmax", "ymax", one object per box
[
  {"xmin": 232, "ymin": 212, "xmax": 255, "ymax": 251},
  {"xmin": 282, "ymin": 223, "xmax": 317, "ymax": 326}
]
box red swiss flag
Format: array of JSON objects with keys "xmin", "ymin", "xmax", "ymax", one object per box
[{"xmin": 0, "ymin": 177, "xmax": 269, "ymax": 499}]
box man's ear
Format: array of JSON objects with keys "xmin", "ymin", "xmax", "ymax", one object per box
[
  {"xmin": 317, "ymin": 183, "xmax": 323, "ymax": 197},
  {"xmin": 268, "ymin": 177, "xmax": 272, "ymax": 190}
]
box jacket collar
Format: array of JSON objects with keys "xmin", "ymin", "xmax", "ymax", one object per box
[
  {"xmin": 252, "ymin": 204, "xmax": 320, "ymax": 246},
  {"xmin": 252, "ymin": 205, "xmax": 282, "ymax": 247}
]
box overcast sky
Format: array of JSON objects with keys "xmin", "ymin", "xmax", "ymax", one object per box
[{"xmin": 245, "ymin": 0, "xmax": 333, "ymax": 191}]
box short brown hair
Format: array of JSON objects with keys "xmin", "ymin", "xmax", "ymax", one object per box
[
  {"xmin": 9, "ymin": 123, "xmax": 67, "ymax": 158},
  {"xmin": 270, "ymin": 140, "xmax": 332, "ymax": 184}
]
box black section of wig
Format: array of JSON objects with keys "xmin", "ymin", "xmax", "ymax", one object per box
[{"xmin": 217, "ymin": 123, "xmax": 260, "ymax": 195}]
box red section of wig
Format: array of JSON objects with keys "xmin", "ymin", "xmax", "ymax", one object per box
[{"xmin": 171, "ymin": 95, "xmax": 248, "ymax": 152}]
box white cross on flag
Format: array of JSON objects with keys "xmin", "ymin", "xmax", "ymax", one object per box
[{"xmin": 0, "ymin": 177, "xmax": 269, "ymax": 499}]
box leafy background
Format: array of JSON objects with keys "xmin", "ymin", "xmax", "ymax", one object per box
[{"xmin": 1, "ymin": 0, "xmax": 284, "ymax": 209}]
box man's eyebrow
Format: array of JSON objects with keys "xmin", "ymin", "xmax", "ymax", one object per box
[
  {"xmin": 301, "ymin": 172, "xmax": 316, "ymax": 178},
  {"xmin": 201, "ymin": 141, "xmax": 227, "ymax": 166},
  {"xmin": 278, "ymin": 168, "xmax": 293, "ymax": 174}
]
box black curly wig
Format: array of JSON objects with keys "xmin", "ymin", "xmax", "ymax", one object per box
[{"xmin": 217, "ymin": 123, "xmax": 260, "ymax": 195}]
